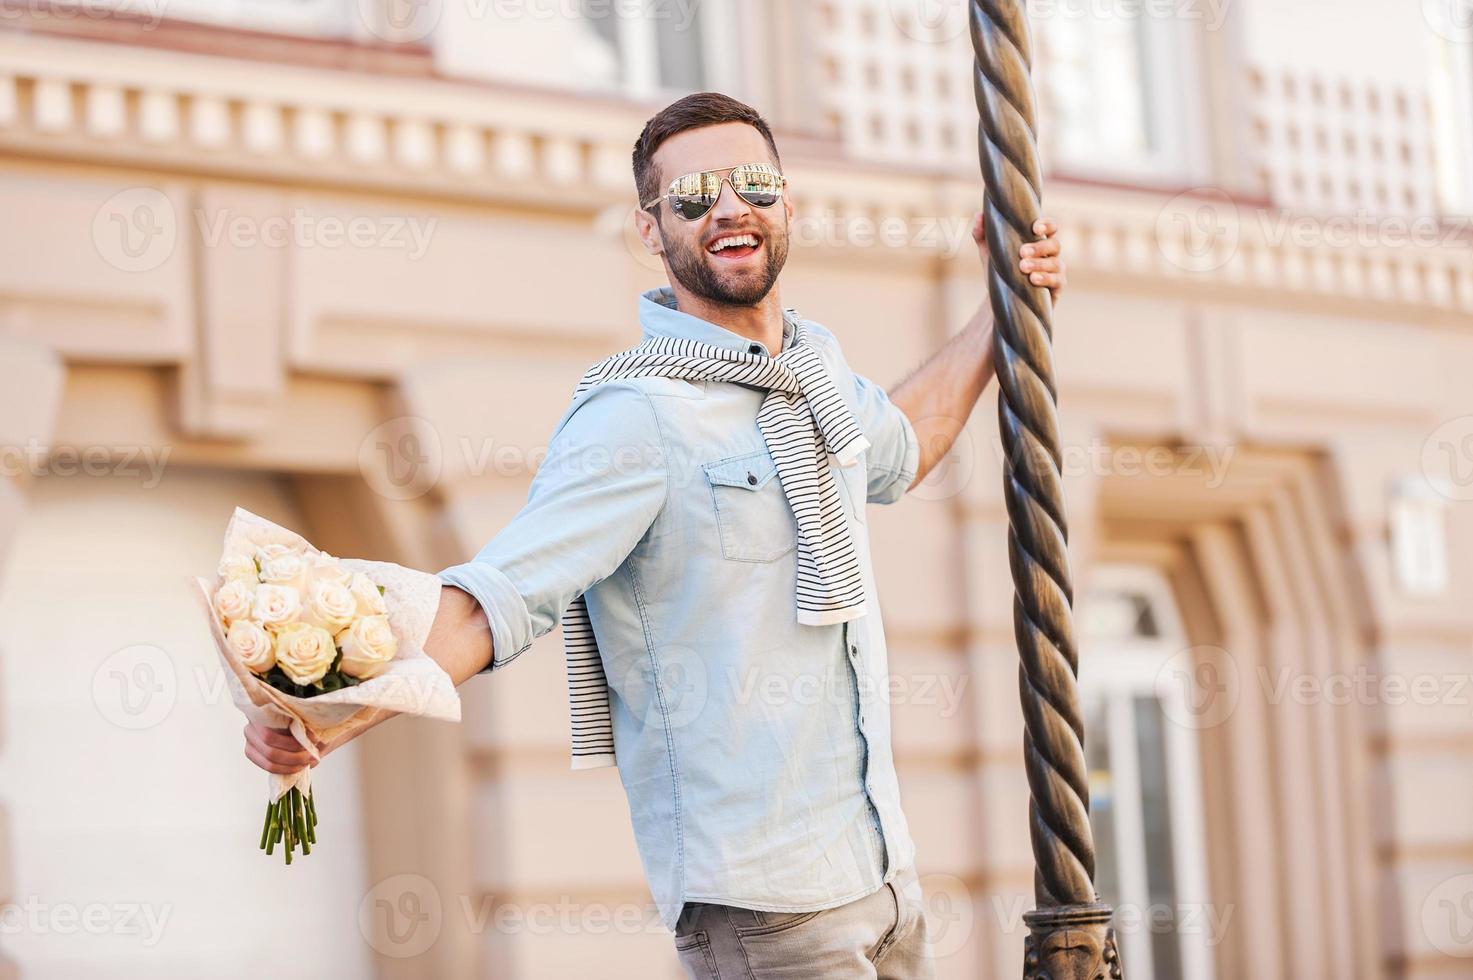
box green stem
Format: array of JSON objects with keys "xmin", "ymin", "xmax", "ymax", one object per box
[
  {"xmin": 284, "ymin": 801, "xmax": 294, "ymax": 865},
  {"xmin": 260, "ymin": 788, "xmax": 322, "ymax": 863},
  {"xmin": 259, "ymin": 800, "xmax": 273, "ymax": 850},
  {"xmin": 294, "ymin": 788, "xmax": 310, "ymax": 856}
]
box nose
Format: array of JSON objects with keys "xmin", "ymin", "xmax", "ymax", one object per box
[{"xmin": 707, "ymin": 177, "xmax": 752, "ymax": 223}]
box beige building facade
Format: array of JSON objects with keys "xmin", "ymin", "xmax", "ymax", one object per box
[{"xmin": 0, "ymin": 2, "xmax": 1471, "ymax": 978}]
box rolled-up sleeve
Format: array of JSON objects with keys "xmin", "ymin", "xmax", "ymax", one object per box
[
  {"xmin": 852, "ymin": 371, "xmax": 920, "ymax": 505},
  {"xmin": 437, "ymin": 382, "xmax": 669, "ymax": 672}
]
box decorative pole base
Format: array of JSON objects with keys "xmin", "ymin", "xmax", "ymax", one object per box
[{"xmin": 1022, "ymin": 903, "xmax": 1123, "ymax": 980}]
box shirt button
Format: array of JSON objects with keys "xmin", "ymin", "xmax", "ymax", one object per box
[
  {"xmin": 746, "ymin": 472, "xmax": 757, "ymax": 485},
  {"xmin": 748, "ymin": 343, "xmax": 762, "ymax": 354}
]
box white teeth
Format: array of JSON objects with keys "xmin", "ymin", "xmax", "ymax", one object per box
[{"xmin": 709, "ymin": 234, "xmax": 759, "ymax": 253}]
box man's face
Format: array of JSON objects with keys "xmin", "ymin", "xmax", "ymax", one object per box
[{"xmin": 639, "ymin": 122, "xmax": 793, "ymax": 307}]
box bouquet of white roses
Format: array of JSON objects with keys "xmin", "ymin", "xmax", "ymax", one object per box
[{"xmin": 193, "ymin": 507, "xmax": 460, "ymax": 864}]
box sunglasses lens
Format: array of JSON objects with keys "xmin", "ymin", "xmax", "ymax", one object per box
[
  {"xmin": 670, "ymin": 195, "xmax": 715, "ymax": 220},
  {"xmin": 731, "ymin": 165, "xmax": 783, "ymax": 208},
  {"xmin": 668, "ymin": 170, "xmax": 720, "ymax": 220}
]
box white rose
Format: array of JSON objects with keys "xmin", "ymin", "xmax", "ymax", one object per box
[
  {"xmin": 301, "ymin": 579, "xmax": 356, "ymax": 633},
  {"xmin": 274, "ymin": 622, "xmax": 337, "ymax": 686},
  {"xmin": 254, "ymin": 542, "xmax": 294, "ymax": 564},
  {"xmin": 227, "ymin": 619, "xmax": 276, "ymax": 673},
  {"xmin": 349, "ymin": 572, "xmax": 388, "ymax": 617},
  {"xmin": 336, "ymin": 615, "xmax": 397, "ymax": 680},
  {"xmin": 213, "ymin": 579, "xmax": 256, "ymax": 626},
  {"xmin": 251, "ymin": 584, "xmax": 302, "ymax": 628},
  {"xmin": 218, "ymin": 554, "xmax": 258, "ymax": 584},
  {"xmin": 309, "ymin": 554, "xmax": 353, "ymax": 588},
  {"xmin": 259, "ymin": 551, "xmax": 309, "ymax": 593}
]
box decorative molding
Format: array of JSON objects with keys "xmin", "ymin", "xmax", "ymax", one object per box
[
  {"xmin": 0, "ymin": 34, "xmax": 1465, "ymax": 325},
  {"xmin": 1247, "ymin": 64, "xmax": 1440, "ymax": 217}
]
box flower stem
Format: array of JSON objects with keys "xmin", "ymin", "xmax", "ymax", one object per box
[
  {"xmin": 284, "ymin": 800, "xmax": 294, "ymax": 865},
  {"xmin": 259, "ymin": 800, "xmax": 273, "ymax": 850},
  {"xmin": 303, "ymin": 789, "xmax": 317, "ymax": 846},
  {"xmin": 293, "ymin": 788, "xmax": 310, "ymax": 856},
  {"xmin": 259, "ymin": 788, "xmax": 322, "ymax": 863}
]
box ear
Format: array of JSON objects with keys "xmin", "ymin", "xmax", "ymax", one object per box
[{"xmin": 634, "ymin": 207, "xmax": 665, "ymax": 256}]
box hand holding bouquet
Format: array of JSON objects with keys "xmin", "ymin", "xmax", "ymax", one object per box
[{"xmin": 194, "ymin": 507, "xmax": 460, "ymax": 863}]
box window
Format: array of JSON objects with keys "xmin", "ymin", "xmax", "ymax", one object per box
[
  {"xmin": 579, "ymin": 0, "xmax": 732, "ymax": 96},
  {"xmin": 1078, "ymin": 566, "xmax": 1216, "ymax": 980},
  {"xmin": 158, "ymin": 0, "xmax": 355, "ymax": 37},
  {"xmin": 1038, "ymin": 13, "xmax": 1208, "ymax": 183},
  {"xmin": 1430, "ymin": 15, "xmax": 1473, "ymax": 214}
]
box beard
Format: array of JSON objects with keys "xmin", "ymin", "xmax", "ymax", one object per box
[{"xmin": 659, "ymin": 218, "xmax": 789, "ymax": 307}]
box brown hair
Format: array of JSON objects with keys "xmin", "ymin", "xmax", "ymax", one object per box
[{"xmin": 632, "ymin": 92, "xmax": 781, "ymax": 211}]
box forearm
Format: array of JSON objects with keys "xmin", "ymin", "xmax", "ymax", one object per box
[
  {"xmin": 320, "ymin": 584, "xmax": 491, "ymax": 753},
  {"xmin": 889, "ymin": 301, "xmax": 997, "ymax": 488},
  {"xmin": 426, "ymin": 583, "xmax": 496, "ymax": 683}
]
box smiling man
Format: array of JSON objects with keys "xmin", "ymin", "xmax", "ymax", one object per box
[{"xmin": 242, "ymin": 92, "xmax": 1064, "ymax": 978}]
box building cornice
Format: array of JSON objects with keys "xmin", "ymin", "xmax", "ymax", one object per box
[{"xmin": 0, "ymin": 32, "xmax": 1467, "ymax": 321}]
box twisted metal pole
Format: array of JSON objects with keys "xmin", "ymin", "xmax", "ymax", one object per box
[{"xmin": 968, "ymin": 2, "xmax": 1123, "ymax": 977}]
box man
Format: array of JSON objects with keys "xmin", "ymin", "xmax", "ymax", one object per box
[{"xmin": 243, "ymin": 92, "xmax": 1065, "ymax": 978}]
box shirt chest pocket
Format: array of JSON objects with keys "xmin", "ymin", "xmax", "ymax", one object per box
[{"xmin": 703, "ymin": 449, "xmax": 798, "ymax": 563}]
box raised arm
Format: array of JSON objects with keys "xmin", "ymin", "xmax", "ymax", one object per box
[{"xmin": 888, "ymin": 215, "xmax": 1064, "ymax": 489}]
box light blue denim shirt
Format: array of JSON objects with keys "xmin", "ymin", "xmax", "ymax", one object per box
[{"xmin": 439, "ymin": 286, "xmax": 921, "ymax": 930}]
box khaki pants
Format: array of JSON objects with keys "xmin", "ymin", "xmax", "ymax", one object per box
[{"xmin": 672, "ymin": 865, "xmax": 935, "ymax": 979}]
